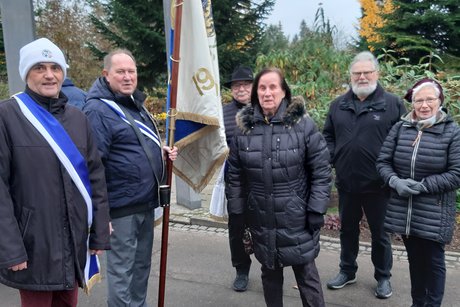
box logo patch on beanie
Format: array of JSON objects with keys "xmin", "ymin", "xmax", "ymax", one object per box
[{"xmin": 42, "ymin": 49, "xmax": 53, "ymax": 59}]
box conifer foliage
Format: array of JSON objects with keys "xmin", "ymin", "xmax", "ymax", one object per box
[
  {"xmin": 87, "ymin": 0, "xmax": 274, "ymax": 88},
  {"xmin": 212, "ymin": 0, "xmax": 274, "ymax": 82},
  {"xmin": 87, "ymin": 0, "xmax": 167, "ymax": 89},
  {"xmin": 369, "ymin": 0, "xmax": 460, "ymax": 67}
]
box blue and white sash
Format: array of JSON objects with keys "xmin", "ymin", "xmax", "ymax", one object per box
[
  {"xmin": 100, "ymin": 98, "xmax": 161, "ymax": 149},
  {"xmin": 13, "ymin": 92, "xmax": 100, "ymax": 293}
]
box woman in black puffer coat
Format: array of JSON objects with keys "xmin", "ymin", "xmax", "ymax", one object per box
[
  {"xmin": 377, "ymin": 78, "xmax": 460, "ymax": 307},
  {"xmin": 226, "ymin": 68, "xmax": 332, "ymax": 307}
]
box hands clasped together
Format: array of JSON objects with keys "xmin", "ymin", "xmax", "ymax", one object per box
[{"xmin": 389, "ymin": 176, "xmax": 428, "ymax": 197}]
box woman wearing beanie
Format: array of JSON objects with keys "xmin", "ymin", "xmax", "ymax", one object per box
[{"xmin": 377, "ymin": 78, "xmax": 460, "ymax": 307}]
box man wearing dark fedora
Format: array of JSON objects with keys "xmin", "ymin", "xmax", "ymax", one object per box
[{"xmin": 224, "ymin": 65, "xmax": 254, "ymax": 292}]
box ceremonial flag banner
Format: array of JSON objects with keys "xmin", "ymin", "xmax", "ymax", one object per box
[{"xmin": 168, "ymin": 0, "xmax": 228, "ymax": 192}]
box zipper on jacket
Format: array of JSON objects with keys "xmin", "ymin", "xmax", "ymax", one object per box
[
  {"xmin": 275, "ymin": 137, "xmax": 280, "ymax": 162},
  {"xmin": 405, "ymin": 196, "xmax": 413, "ymax": 236},
  {"xmin": 406, "ymin": 130, "xmax": 423, "ymax": 236},
  {"xmin": 410, "ymin": 130, "xmax": 422, "ymax": 178}
]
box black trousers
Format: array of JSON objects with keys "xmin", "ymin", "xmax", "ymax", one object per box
[
  {"xmin": 261, "ymin": 260, "xmax": 325, "ymax": 307},
  {"xmin": 338, "ymin": 190, "xmax": 393, "ymax": 280},
  {"xmin": 402, "ymin": 236, "xmax": 446, "ymax": 307},
  {"xmin": 228, "ymin": 213, "xmax": 251, "ymax": 272}
]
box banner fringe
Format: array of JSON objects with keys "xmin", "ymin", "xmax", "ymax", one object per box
[
  {"xmin": 83, "ymin": 272, "xmax": 102, "ymax": 295},
  {"xmin": 173, "ymin": 150, "xmax": 228, "ymax": 192}
]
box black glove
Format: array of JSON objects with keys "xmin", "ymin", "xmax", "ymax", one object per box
[
  {"xmin": 389, "ymin": 176, "xmax": 421, "ymax": 197},
  {"xmin": 307, "ymin": 213, "xmax": 324, "ymax": 233}
]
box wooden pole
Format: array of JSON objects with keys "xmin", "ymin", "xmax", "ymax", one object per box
[{"xmin": 158, "ymin": 0, "xmax": 183, "ymax": 306}]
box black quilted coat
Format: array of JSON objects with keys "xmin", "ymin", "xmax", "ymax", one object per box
[
  {"xmin": 377, "ymin": 111, "xmax": 460, "ymax": 244},
  {"xmin": 223, "ymin": 99, "xmax": 247, "ymax": 146},
  {"xmin": 226, "ymin": 97, "xmax": 332, "ymax": 269}
]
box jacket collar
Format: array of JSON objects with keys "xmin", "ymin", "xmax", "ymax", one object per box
[
  {"xmin": 232, "ymin": 98, "xmax": 249, "ymax": 110},
  {"xmin": 236, "ymin": 96, "xmax": 306, "ymax": 134},
  {"xmin": 25, "ymin": 86, "xmax": 67, "ymax": 114},
  {"xmin": 339, "ymin": 83, "xmax": 387, "ymax": 112},
  {"xmin": 87, "ymin": 77, "xmax": 146, "ymax": 110},
  {"xmin": 401, "ymin": 109, "xmax": 451, "ymax": 134},
  {"xmin": 104, "ymin": 77, "xmax": 146, "ymax": 110}
]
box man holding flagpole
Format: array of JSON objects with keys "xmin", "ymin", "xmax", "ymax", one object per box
[
  {"xmin": 83, "ymin": 49, "xmax": 177, "ymax": 307},
  {"xmin": 0, "ymin": 38, "xmax": 111, "ymax": 307}
]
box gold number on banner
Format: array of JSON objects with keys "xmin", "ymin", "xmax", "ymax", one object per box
[{"xmin": 192, "ymin": 68, "xmax": 216, "ymax": 96}]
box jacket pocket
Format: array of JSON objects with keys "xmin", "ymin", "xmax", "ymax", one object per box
[
  {"xmin": 107, "ymin": 162, "xmax": 141, "ymax": 198},
  {"xmin": 18, "ymin": 206, "xmax": 32, "ymax": 239},
  {"xmin": 285, "ymin": 195, "xmax": 307, "ymax": 229},
  {"xmin": 247, "ymin": 193, "xmax": 261, "ymax": 227}
]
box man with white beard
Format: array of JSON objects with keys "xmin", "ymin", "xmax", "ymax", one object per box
[{"xmin": 322, "ymin": 51, "xmax": 406, "ymax": 299}]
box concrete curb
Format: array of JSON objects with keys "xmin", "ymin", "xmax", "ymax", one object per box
[{"xmin": 169, "ymin": 214, "xmax": 460, "ymax": 267}]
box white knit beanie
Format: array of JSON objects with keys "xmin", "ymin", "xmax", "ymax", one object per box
[{"xmin": 19, "ymin": 38, "xmax": 67, "ymax": 82}]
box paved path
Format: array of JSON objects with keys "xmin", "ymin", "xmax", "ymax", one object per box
[
  {"xmin": 1, "ymin": 176, "xmax": 459, "ymax": 306},
  {"xmin": 3, "ymin": 224, "xmax": 460, "ymax": 307}
]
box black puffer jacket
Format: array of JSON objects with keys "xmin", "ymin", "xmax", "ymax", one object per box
[
  {"xmin": 223, "ymin": 99, "xmax": 247, "ymax": 146},
  {"xmin": 226, "ymin": 97, "xmax": 331, "ymax": 269},
  {"xmin": 377, "ymin": 111, "xmax": 460, "ymax": 244},
  {"xmin": 323, "ymin": 84, "xmax": 406, "ymax": 193},
  {"xmin": 0, "ymin": 88, "xmax": 110, "ymax": 290}
]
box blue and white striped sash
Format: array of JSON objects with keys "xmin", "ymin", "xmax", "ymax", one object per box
[
  {"xmin": 13, "ymin": 92, "xmax": 99, "ymax": 292},
  {"xmin": 100, "ymin": 98, "xmax": 161, "ymax": 149}
]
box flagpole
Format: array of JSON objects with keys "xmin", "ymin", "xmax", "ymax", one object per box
[{"xmin": 158, "ymin": 0, "xmax": 183, "ymax": 306}]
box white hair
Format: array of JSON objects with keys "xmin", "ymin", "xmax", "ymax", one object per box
[
  {"xmin": 349, "ymin": 51, "xmax": 379, "ymax": 73},
  {"xmin": 412, "ymin": 82, "xmax": 441, "ymax": 101}
]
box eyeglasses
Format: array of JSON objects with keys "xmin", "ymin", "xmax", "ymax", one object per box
[
  {"xmin": 413, "ymin": 97, "xmax": 439, "ymax": 106},
  {"xmin": 351, "ymin": 71, "xmax": 375, "ymax": 78},
  {"xmin": 231, "ymin": 82, "xmax": 252, "ymax": 89}
]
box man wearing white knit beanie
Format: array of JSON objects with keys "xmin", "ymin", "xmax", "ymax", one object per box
[
  {"xmin": 0, "ymin": 38, "xmax": 110, "ymax": 307},
  {"xmin": 19, "ymin": 37, "xmax": 68, "ymax": 83}
]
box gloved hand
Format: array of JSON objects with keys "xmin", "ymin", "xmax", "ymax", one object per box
[
  {"xmin": 405, "ymin": 178, "xmax": 429, "ymax": 193},
  {"xmin": 307, "ymin": 213, "xmax": 324, "ymax": 233},
  {"xmin": 389, "ymin": 176, "xmax": 421, "ymax": 197}
]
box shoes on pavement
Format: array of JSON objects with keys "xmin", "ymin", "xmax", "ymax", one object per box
[
  {"xmin": 375, "ymin": 278, "xmax": 392, "ymax": 299},
  {"xmin": 232, "ymin": 270, "xmax": 249, "ymax": 292},
  {"xmin": 326, "ymin": 272, "xmax": 356, "ymax": 290}
]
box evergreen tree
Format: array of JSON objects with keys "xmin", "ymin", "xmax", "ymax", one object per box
[
  {"xmin": 88, "ymin": 0, "xmax": 274, "ymax": 88},
  {"xmin": 298, "ymin": 20, "xmax": 313, "ymax": 40},
  {"xmin": 378, "ymin": 0, "xmax": 459, "ymax": 66},
  {"xmin": 258, "ymin": 22, "xmax": 289, "ymax": 54},
  {"xmin": 212, "ymin": 0, "xmax": 274, "ymax": 81},
  {"xmin": 87, "ymin": 0, "xmax": 166, "ymax": 89}
]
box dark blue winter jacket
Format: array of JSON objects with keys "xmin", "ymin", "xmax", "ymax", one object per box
[
  {"xmin": 61, "ymin": 78, "xmax": 86, "ymax": 110},
  {"xmin": 83, "ymin": 77, "xmax": 164, "ymax": 218}
]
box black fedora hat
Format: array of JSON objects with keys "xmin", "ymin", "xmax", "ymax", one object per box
[{"xmin": 224, "ymin": 66, "xmax": 254, "ymax": 88}]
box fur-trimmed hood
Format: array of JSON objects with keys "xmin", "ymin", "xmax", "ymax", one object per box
[{"xmin": 236, "ymin": 96, "xmax": 307, "ymax": 134}]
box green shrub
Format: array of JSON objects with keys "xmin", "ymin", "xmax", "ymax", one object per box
[{"xmin": 0, "ymin": 82, "xmax": 9, "ymax": 100}]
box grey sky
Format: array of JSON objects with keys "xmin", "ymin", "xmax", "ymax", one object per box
[{"xmin": 266, "ymin": 0, "xmax": 362, "ymax": 41}]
